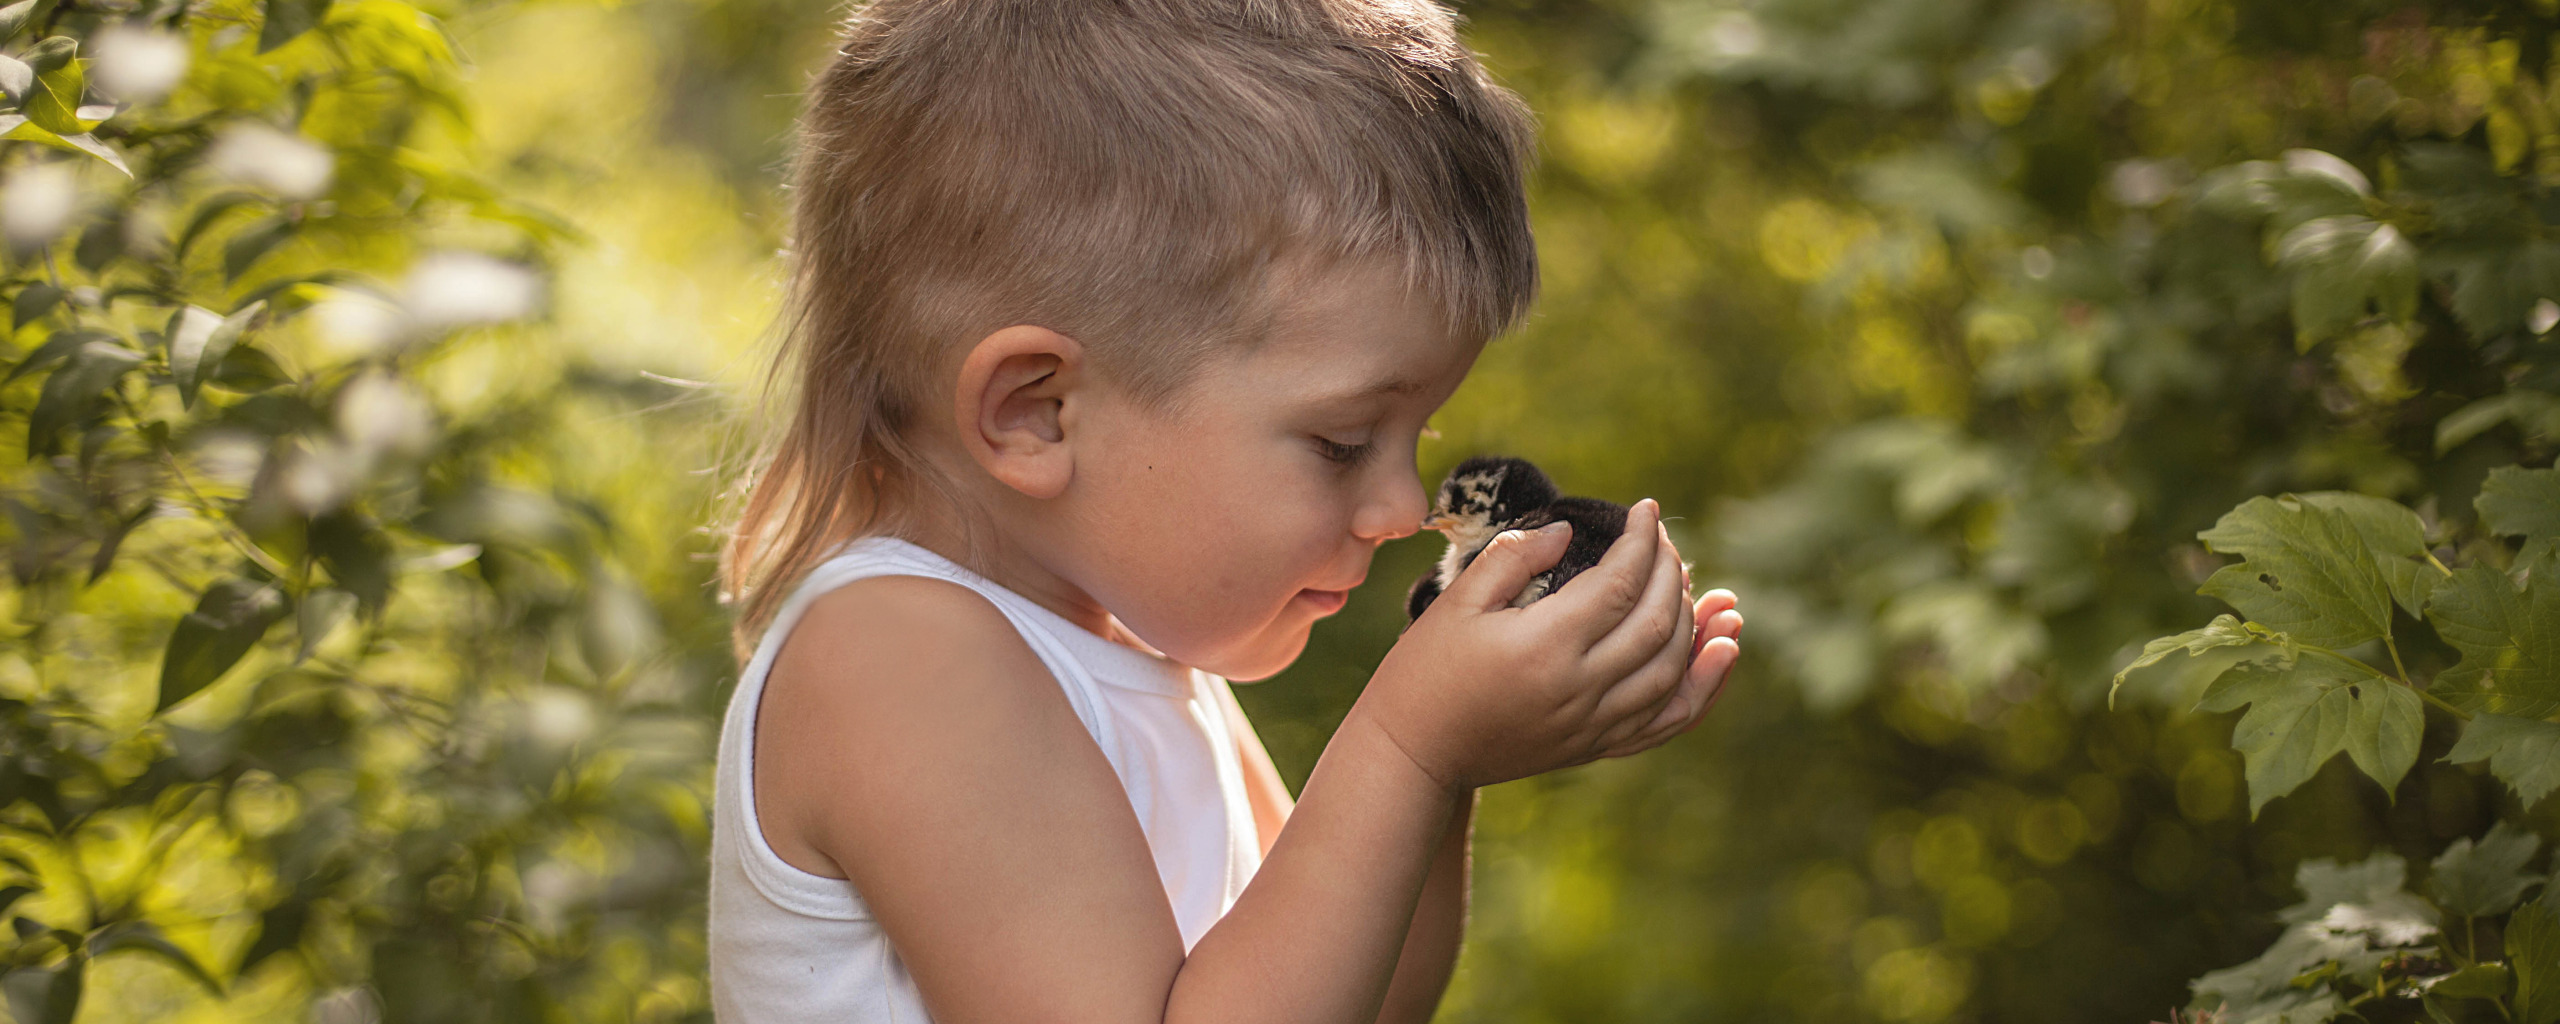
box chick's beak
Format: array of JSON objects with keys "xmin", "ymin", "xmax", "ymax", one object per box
[{"xmin": 1419, "ymin": 511, "xmax": 1459, "ymax": 532}]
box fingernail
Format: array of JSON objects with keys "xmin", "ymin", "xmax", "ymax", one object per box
[{"xmin": 1538, "ymin": 521, "xmax": 1572, "ymax": 535}]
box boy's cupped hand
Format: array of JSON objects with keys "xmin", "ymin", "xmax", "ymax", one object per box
[{"xmin": 1356, "ymin": 498, "xmax": 1743, "ymax": 794}]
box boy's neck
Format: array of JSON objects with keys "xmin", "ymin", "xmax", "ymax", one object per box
[{"xmin": 891, "ymin": 509, "xmax": 1166, "ymax": 659}]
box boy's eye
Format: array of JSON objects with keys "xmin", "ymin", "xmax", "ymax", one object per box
[{"xmin": 1312, "ymin": 436, "xmax": 1377, "ymax": 466}]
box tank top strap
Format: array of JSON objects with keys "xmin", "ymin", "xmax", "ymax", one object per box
[{"xmin": 794, "ymin": 536, "xmax": 1134, "ymax": 757}]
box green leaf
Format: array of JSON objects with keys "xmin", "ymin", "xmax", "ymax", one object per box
[
  {"xmin": 2110, "ymin": 614, "xmax": 2290, "ymax": 709},
  {"xmin": 10, "ymin": 282, "xmax": 61, "ymax": 329},
  {"xmin": 294, "ymin": 587, "xmax": 354, "ymax": 664},
  {"xmin": 18, "ymin": 38, "xmax": 83, "ymax": 136},
  {"xmin": 2429, "ymin": 822, "xmax": 2546, "ymax": 918},
  {"xmin": 2444, "ymin": 713, "xmax": 2560, "ymax": 808},
  {"xmin": 2198, "ymin": 495, "xmax": 2401, "ymax": 649},
  {"xmin": 221, "ymin": 215, "xmax": 296, "ymax": 283},
  {"xmin": 2425, "ymin": 566, "xmax": 2559, "ymax": 717},
  {"xmin": 2295, "ymin": 492, "xmax": 2437, "ymax": 618},
  {"xmin": 2286, "ymin": 853, "xmax": 2414, "ymax": 924},
  {"xmin": 157, "ymin": 578, "xmax": 290, "ymax": 712},
  {"xmin": 26, "ymin": 340, "xmax": 139, "ymax": 458},
  {"xmin": 2516, "ymin": 893, "xmax": 2560, "ymax": 1024},
  {"xmin": 0, "ymin": 115, "xmax": 131, "ymax": 176},
  {"xmin": 86, "ymin": 921, "xmax": 223, "ymax": 996},
  {"xmin": 2197, "ymin": 657, "xmax": 2423, "ymax": 816},
  {"xmin": 1, "ymin": 960, "xmax": 81, "ymax": 1024},
  {"xmin": 173, "ymin": 193, "xmax": 267, "ymax": 259},
  {"xmin": 2428, "ymin": 962, "xmax": 2512, "ymax": 999},
  {"xmin": 2, "ymin": 327, "xmax": 103, "ymax": 385},
  {"xmin": 0, "ymin": 0, "xmax": 36, "ymax": 45},
  {"xmin": 0, "ymin": 53, "xmax": 29, "ymax": 104},
  {"xmin": 2439, "ymin": 391, "xmax": 2560, "ymax": 453},
  {"xmin": 71, "ymin": 217, "xmax": 122, "ymax": 273},
  {"xmin": 2196, "ymin": 853, "xmax": 2424, "ymax": 1020},
  {"xmin": 309, "ymin": 511, "xmax": 390, "ymax": 614},
  {"xmin": 257, "ymin": 0, "xmax": 333, "ymax": 53},
  {"xmin": 2478, "ymin": 466, "xmax": 2560, "ymax": 572},
  {"xmin": 2443, "ymin": 238, "xmax": 2560, "ymax": 338},
  {"xmin": 167, "ymin": 300, "xmax": 264, "ymax": 409},
  {"xmin": 207, "ymin": 344, "xmax": 290, "ymax": 393},
  {"xmin": 2276, "ymin": 217, "xmax": 2417, "ymax": 345},
  {"xmin": 87, "ymin": 499, "xmax": 152, "ymax": 585}
]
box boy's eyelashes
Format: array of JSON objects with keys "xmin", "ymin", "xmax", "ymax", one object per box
[{"xmin": 1311, "ymin": 435, "xmax": 1378, "ymax": 466}]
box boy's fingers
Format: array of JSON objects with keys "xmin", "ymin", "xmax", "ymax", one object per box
[
  {"xmin": 1539, "ymin": 499, "xmax": 1660, "ymax": 638},
  {"xmin": 1585, "ymin": 539, "xmax": 1695, "ymax": 735},
  {"xmin": 1678, "ymin": 636, "xmax": 1741, "ymax": 732},
  {"xmin": 1603, "ymin": 635, "xmax": 1739, "ymax": 757},
  {"xmin": 1440, "ymin": 521, "xmax": 1570, "ymax": 612},
  {"xmin": 1589, "ymin": 610, "xmax": 1689, "ymax": 733},
  {"xmin": 1628, "ymin": 628, "xmax": 1724, "ymax": 743},
  {"xmin": 1585, "ymin": 518, "xmax": 1687, "ymax": 674}
]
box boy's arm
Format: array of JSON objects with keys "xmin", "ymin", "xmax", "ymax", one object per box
[
  {"xmin": 1375, "ymin": 787, "xmax": 1472, "ymax": 1024},
  {"xmin": 1225, "ymin": 690, "xmax": 1468, "ymax": 1024},
  {"xmin": 1223, "ymin": 687, "xmax": 1293, "ymax": 860}
]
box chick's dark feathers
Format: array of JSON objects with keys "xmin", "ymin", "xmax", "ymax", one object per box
[{"xmin": 1405, "ymin": 456, "xmax": 1629, "ymax": 622}]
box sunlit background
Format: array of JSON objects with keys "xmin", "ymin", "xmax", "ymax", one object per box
[{"xmin": 3, "ymin": 0, "xmax": 2556, "ymax": 1021}]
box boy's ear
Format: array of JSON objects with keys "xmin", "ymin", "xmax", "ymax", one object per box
[{"xmin": 953, "ymin": 324, "xmax": 1083, "ymax": 500}]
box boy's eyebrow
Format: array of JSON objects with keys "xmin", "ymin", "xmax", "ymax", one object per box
[{"xmin": 1336, "ymin": 375, "xmax": 1429, "ymax": 399}]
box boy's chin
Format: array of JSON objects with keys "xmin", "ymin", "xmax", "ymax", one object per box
[{"xmin": 1196, "ymin": 622, "xmax": 1315, "ymax": 683}]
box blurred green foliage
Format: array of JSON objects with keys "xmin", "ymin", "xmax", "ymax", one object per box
[
  {"xmin": 3, "ymin": 0, "xmax": 2558, "ymax": 1022},
  {"xmin": 0, "ymin": 0, "xmax": 752, "ymax": 1019}
]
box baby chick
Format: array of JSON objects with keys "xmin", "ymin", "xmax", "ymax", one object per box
[{"xmin": 1405, "ymin": 455, "xmax": 1628, "ymax": 621}]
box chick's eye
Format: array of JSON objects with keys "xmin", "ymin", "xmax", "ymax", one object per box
[{"xmin": 1312, "ymin": 436, "xmax": 1376, "ymax": 467}]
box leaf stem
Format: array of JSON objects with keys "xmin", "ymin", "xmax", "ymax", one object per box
[
  {"xmin": 2417, "ymin": 688, "xmax": 2473, "ymax": 721},
  {"xmin": 2426, "ymin": 551, "xmax": 2456, "ymax": 578},
  {"xmin": 2300, "ymin": 645, "xmax": 2473, "ymax": 720}
]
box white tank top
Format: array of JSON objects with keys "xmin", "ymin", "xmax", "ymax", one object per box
[{"xmin": 707, "ymin": 536, "xmax": 1264, "ymax": 1023}]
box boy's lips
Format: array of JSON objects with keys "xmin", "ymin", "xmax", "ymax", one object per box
[{"xmin": 1293, "ymin": 587, "xmax": 1351, "ymax": 614}]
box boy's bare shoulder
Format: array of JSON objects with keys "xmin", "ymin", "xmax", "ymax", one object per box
[
  {"xmin": 756, "ymin": 573, "xmax": 1101, "ymax": 876},
  {"xmin": 766, "ymin": 573, "xmax": 1047, "ymax": 709}
]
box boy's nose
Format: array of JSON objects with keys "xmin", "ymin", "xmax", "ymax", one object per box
[{"xmin": 1354, "ymin": 471, "xmax": 1431, "ymax": 542}]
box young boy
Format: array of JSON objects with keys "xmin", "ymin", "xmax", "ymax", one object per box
[{"xmin": 708, "ymin": 2, "xmax": 1745, "ymax": 1021}]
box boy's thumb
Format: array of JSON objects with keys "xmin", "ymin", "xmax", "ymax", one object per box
[{"xmin": 1444, "ymin": 521, "xmax": 1571, "ymax": 611}]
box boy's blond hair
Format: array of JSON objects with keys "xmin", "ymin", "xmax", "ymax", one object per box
[{"xmin": 717, "ymin": 0, "xmax": 1542, "ymax": 659}]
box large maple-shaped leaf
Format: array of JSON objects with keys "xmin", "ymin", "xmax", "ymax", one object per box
[
  {"xmin": 2517, "ymin": 888, "xmax": 2560, "ymax": 1024},
  {"xmin": 2429, "ymin": 821, "xmax": 2547, "ymax": 918},
  {"xmin": 2295, "ymin": 492, "xmax": 2439, "ymax": 617},
  {"xmin": 2426, "ymin": 566, "xmax": 2560, "ymax": 717},
  {"xmin": 2197, "ymin": 853, "xmax": 2436, "ymax": 1020},
  {"xmin": 2198, "ymin": 495, "xmax": 2403, "ymax": 649},
  {"xmin": 2199, "ymin": 657, "xmax": 2424, "ymax": 817},
  {"xmin": 2445, "ymin": 713, "xmax": 2560, "ymax": 808},
  {"xmin": 2478, "ymin": 466, "xmax": 2560, "ymax": 573}
]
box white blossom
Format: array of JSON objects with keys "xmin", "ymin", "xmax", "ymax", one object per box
[
  {"xmin": 91, "ymin": 23, "xmax": 190, "ymax": 103},
  {"xmin": 207, "ymin": 122, "xmax": 334, "ymax": 199},
  {"xmin": 401, "ymin": 250, "xmax": 543, "ymax": 330},
  {"xmin": 2, "ymin": 162, "xmax": 78, "ymax": 250}
]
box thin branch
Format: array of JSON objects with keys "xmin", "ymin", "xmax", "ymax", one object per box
[{"xmin": 152, "ymin": 440, "xmax": 292, "ymax": 581}]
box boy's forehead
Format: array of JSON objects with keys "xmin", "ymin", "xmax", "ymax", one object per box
[
  {"xmin": 1240, "ymin": 318, "xmax": 1478, "ymax": 408},
  {"xmin": 1242, "ymin": 265, "xmax": 1476, "ymax": 399}
]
